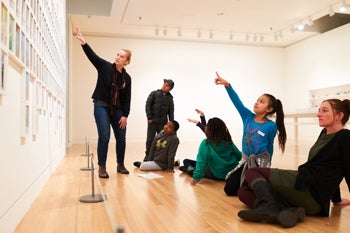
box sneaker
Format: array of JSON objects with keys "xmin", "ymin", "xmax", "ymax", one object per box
[
  {"xmin": 187, "ymin": 166, "xmax": 195, "ymax": 177},
  {"xmin": 117, "ymin": 164, "xmax": 129, "ymax": 174},
  {"xmin": 187, "ymin": 169, "xmax": 194, "ymax": 177},
  {"xmin": 98, "ymin": 166, "xmax": 109, "ymax": 178},
  {"xmin": 179, "ymin": 166, "xmax": 187, "ymax": 172},
  {"xmin": 174, "ymin": 159, "xmax": 180, "ymax": 166},
  {"xmin": 133, "ymin": 161, "xmax": 141, "ymax": 168}
]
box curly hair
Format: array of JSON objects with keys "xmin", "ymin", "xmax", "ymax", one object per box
[{"xmin": 205, "ymin": 117, "xmax": 233, "ymax": 146}]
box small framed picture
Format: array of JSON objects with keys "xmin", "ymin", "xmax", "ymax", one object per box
[
  {"xmin": 1, "ymin": 3, "xmax": 8, "ymax": 46},
  {"xmin": 0, "ymin": 50, "xmax": 7, "ymax": 93}
]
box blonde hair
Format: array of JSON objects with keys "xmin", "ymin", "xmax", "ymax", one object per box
[{"xmin": 122, "ymin": 49, "xmax": 132, "ymax": 63}]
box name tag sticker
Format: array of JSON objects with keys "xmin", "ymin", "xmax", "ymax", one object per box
[{"xmin": 258, "ymin": 130, "xmax": 265, "ymax": 136}]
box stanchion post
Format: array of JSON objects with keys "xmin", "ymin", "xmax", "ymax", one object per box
[
  {"xmin": 79, "ymin": 152, "xmax": 106, "ymax": 203},
  {"xmin": 80, "ymin": 141, "xmax": 91, "ymax": 171},
  {"xmin": 81, "ymin": 137, "xmax": 88, "ymax": 156},
  {"xmin": 79, "ymin": 150, "xmax": 124, "ymax": 231}
]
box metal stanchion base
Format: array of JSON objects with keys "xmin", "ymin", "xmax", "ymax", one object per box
[
  {"xmin": 80, "ymin": 167, "xmax": 93, "ymax": 171},
  {"xmin": 79, "ymin": 194, "xmax": 106, "ymax": 203},
  {"xmin": 116, "ymin": 227, "xmax": 124, "ymax": 233}
]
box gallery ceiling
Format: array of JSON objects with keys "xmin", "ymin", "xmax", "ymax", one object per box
[{"xmin": 67, "ymin": 0, "xmax": 350, "ymax": 47}]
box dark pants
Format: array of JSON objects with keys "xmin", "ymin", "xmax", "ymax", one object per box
[
  {"xmin": 145, "ymin": 122, "xmax": 164, "ymax": 157},
  {"xmin": 237, "ymin": 167, "xmax": 271, "ymax": 208},
  {"xmin": 224, "ymin": 166, "xmax": 244, "ymax": 196}
]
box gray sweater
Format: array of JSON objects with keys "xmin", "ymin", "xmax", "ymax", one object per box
[{"xmin": 146, "ymin": 131, "xmax": 179, "ymax": 170}]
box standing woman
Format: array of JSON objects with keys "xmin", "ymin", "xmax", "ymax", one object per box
[{"xmin": 75, "ymin": 27, "xmax": 132, "ymax": 178}]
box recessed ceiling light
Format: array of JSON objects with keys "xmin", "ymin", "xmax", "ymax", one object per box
[{"xmin": 297, "ymin": 24, "xmax": 304, "ymax": 31}]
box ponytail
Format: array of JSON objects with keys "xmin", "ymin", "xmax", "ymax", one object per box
[{"xmin": 264, "ymin": 94, "xmax": 287, "ymax": 153}]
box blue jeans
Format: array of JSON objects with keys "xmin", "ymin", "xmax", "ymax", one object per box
[{"xmin": 94, "ymin": 105, "xmax": 126, "ymax": 167}]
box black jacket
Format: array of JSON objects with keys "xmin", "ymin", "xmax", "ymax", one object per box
[
  {"xmin": 145, "ymin": 89, "xmax": 174, "ymax": 124},
  {"xmin": 295, "ymin": 129, "xmax": 350, "ymax": 216},
  {"xmin": 82, "ymin": 43, "xmax": 132, "ymax": 117}
]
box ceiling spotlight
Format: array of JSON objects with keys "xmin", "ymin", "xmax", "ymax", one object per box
[
  {"xmin": 253, "ymin": 34, "xmax": 257, "ymax": 42},
  {"xmin": 305, "ymin": 17, "xmax": 313, "ymax": 26},
  {"xmin": 177, "ymin": 28, "xmax": 182, "ymax": 37},
  {"xmin": 279, "ymin": 31, "xmax": 283, "ymax": 38},
  {"xmin": 290, "ymin": 26, "xmax": 296, "ymax": 33},
  {"xmin": 259, "ymin": 35, "xmax": 264, "ymax": 42},
  {"xmin": 339, "ymin": 1, "xmax": 348, "ymax": 12},
  {"xmin": 197, "ymin": 29, "xmax": 202, "ymax": 38},
  {"xmin": 155, "ymin": 26, "xmax": 159, "ymax": 35},
  {"xmin": 297, "ymin": 23, "xmax": 304, "ymax": 31},
  {"xmin": 229, "ymin": 31, "xmax": 233, "ymax": 40},
  {"xmin": 328, "ymin": 6, "xmax": 335, "ymax": 16},
  {"xmin": 209, "ymin": 30, "xmax": 213, "ymax": 39}
]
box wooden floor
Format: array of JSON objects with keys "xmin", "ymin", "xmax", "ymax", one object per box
[{"xmin": 14, "ymin": 141, "xmax": 350, "ymax": 233}]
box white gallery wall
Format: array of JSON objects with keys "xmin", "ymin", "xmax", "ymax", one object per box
[
  {"xmin": 285, "ymin": 24, "xmax": 350, "ymax": 111},
  {"xmin": 0, "ymin": 1, "xmax": 67, "ymax": 233},
  {"xmin": 69, "ymin": 32, "xmax": 285, "ymax": 148},
  {"xmin": 69, "ymin": 23, "xmax": 350, "ymax": 150}
]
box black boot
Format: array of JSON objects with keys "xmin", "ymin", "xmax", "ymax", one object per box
[
  {"xmin": 117, "ymin": 163, "xmax": 129, "ymax": 174},
  {"xmin": 238, "ymin": 180, "xmax": 298, "ymax": 228},
  {"xmin": 285, "ymin": 207, "xmax": 305, "ymax": 222},
  {"xmin": 98, "ymin": 166, "xmax": 109, "ymax": 178},
  {"xmin": 253, "ymin": 196, "xmax": 305, "ymax": 223}
]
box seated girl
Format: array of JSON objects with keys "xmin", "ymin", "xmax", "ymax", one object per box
[{"xmin": 179, "ymin": 117, "xmax": 242, "ymax": 185}]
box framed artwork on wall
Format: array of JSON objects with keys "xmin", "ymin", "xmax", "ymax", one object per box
[
  {"xmin": 16, "ymin": 0, "xmax": 21, "ymax": 18},
  {"xmin": 25, "ymin": 71, "xmax": 29, "ymax": 101},
  {"xmin": 1, "ymin": 3, "xmax": 8, "ymax": 46},
  {"xmin": 20, "ymin": 30, "xmax": 24, "ymax": 63},
  {"xmin": 25, "ymin": 104, "xmax": 29, "ymax": 134},
  {"xmin": 21, "ymin": 71, "xmax": 31, "ymax": 138},
  {"xmin": 32, "ymin": 106, "xmax": 38, "ymax": 139},
  {"xmin": 9, "ymin": 0, "xmax": 14, "ymax": 9},
  {"xmin": 15, "ymin": 24, "xmax": 19, "ymax": 57},
  {"xmin": 25, "ymin": 38, "xmax": 29, "ymax": 67},
  {"xmin": 0, "ymin": 0, "xmax": 67, "ymax": 141},
  {"xmin": 9, "ymin": 14, "xmax": 14, "ymax": 52},
  {"xmin": 21, "ymin": 0, "xmax": 25, "ymax": 26},
  {"xmin": 0, "ymin": 49, "xmax": 7, "ymax": 94}
]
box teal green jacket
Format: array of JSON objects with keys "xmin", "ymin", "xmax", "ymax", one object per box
[{"xmin": 193, "ymin": 139, "xmax": 242, "ymax": 181}]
